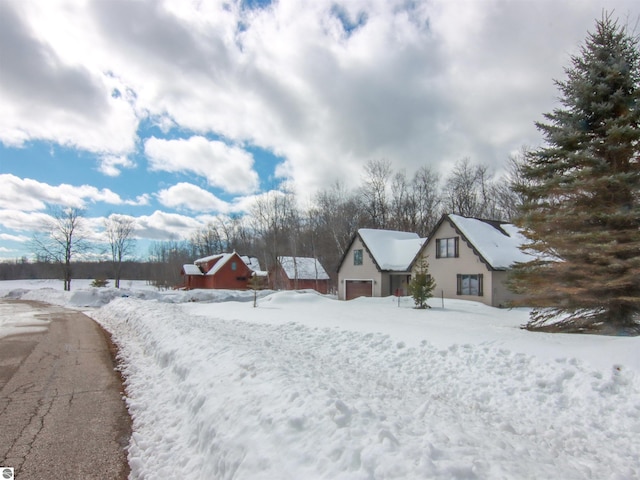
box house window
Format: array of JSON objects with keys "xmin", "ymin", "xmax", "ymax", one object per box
[
  {"xmin": 457, "ymin": 274, "xmax": 483, "ymax": 296},
  {"xmin": 354, "ymin": 249, "xmax": 363, "ymax": 266},
  {"xmin": 436, "ymin": 237, "xmax": 459, "ymax": 258},
  {"xmin": 231, "ymin": 261, "xmax": 237, "ymax": 271}
]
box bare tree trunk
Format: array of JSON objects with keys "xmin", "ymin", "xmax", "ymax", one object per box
[
  {"xmin": 31, "ymin": 206, "xmax": 88, "ymax": 292},
  {"xmin": 105, "ymin": 215, "xmax": 136, "ymax": 289},
  {"xmin": 360, "ymin": 159, "xmax": 392, "ymax": 228}
]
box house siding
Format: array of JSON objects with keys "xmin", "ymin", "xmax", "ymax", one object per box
[
  {"xmin": 183, "ymin": 253, "xmax": 254, "ymax": 290},
  {"xmin": 416, "ymin": 221, "xmax": 494, "ymax": 305},
  {"xmin": 183, "ymin": 274, "xmax": 200, "ymax": 289},
  {"xmin": 271, "ymin": 264, "xmax": 331, "ymax": 293},
  {"xmin": 295, "ymin": 278, "xmax": 330, "ymax": 293},
  {"xmin": 491, "ymin": 270, "xmax": 520, "ymax": 307},
  {"xmin": 209, "ymin": 259, "xmax": 253, "ymax": 289},
  {"xmin": 338, "ymin": 236, "xmax": 381, "ymax": 300},
  {"xmin": 380, "ymin": 274, "xmax": 390, "ymax": 297}
]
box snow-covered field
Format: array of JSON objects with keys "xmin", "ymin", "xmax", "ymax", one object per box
[{"xmin": 2, "ymin": 279, "xmax": 639, "ymax": 479}]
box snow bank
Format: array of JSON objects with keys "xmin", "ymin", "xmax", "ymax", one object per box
[
  {"xmin": 3, "ymin": 281, "xmax": 640, "ymax": 478},
  {"xmin": 89, "ymin": 297, "xmax": 640, "ymax": 480},
  {"xmin": 1, "ymin": 280, "xmax": 273, "ymax": 308}
]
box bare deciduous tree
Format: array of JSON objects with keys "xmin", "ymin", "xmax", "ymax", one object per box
[
  {"xmin": 104, "ymin": 214, "xmax": 137, "ymax": 288},
  {"xmin": 443, "ymin": 158, "xmax": 482, "ymax": 217},
  {"xmin": 411, "ymin": 166, "xmax": 441, "ymax": 236},
  {"xmin": 147, "ymin": 240, "xmax": 191, "ymax": 289},
  {"xmin": 390, "ymin": 170, "xmax": 416, "ymax": 232},
  {"xmin": 494, "ymin": 148, "xmax": 531, "ymax": 221},
  {"xmin": 443, "ymin": 158, "xmax": 503, "ymax": 219},
  {"xmin": 251, "ymin": 188, "xmax": 298, "ymax": 280},
  {"xmin": 389, "ymin": 167, "xmax": 441, "ymax": 236},
  {"xmin": 32, "ymin": 206, "xmax": 89, "ymax": 291},
  {"xmin": 313, "ymin": 181, "xmax": 362, "ymax": 254},
  {"xmin": 189, "ymin": 222, "xmax": 223, "ymax": 259},
  {"xmin": 217, "ymin": 214, "xmax": 254, "ymax": 254},
  {"xmin": 310, "ymin": 181, "xmax": 364, "ymax": 278},
  {"xmin": 359, "ymin": 158, "xmax": 392, "ymax": 228}
]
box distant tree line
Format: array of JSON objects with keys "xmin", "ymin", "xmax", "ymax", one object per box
[
  {"xmin": 142, "ymin": 155, "xmax": 526, "ymax": 289},
  {"xmin": 0, "ymin": 258, "xmax": 162, "ymax": 285},
  {"xmin": 1, "ymin": 156, "xmax": 524, "ymax": 289}
]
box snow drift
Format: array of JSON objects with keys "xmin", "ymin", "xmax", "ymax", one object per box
[{"xmin": 2, "ymin": 281, "xmax": 639, "ymax": 479}]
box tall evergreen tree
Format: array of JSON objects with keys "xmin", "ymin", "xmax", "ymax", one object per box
[{"xmin": 510, "ymin": 15, "xmax": 640, "ymax": 334}]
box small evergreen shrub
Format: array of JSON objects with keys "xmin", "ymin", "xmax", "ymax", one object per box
[
  {"xmin": 91, "ymin": 278, "xmax": 109, "ymax": 288},
  {"xmin": 408, "ymin": 257, "xmax": 436, "ymax": 309}
]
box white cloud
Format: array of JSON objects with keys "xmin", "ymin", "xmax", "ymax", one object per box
[
  {"xmin": 128, "ymin": 194, "xmax": 152, "ymax": 207},
  {"xmin": 99, "ymin": 154, "xmax": 136, "ymax": 177},
  {"xmin": 77, "ymin": 0, "xmax": 631, "ymax": 198},
  {"xmin": 134, "ymin": 210, "xmax": 205, "ymax": 241},
  {"xmin": 145, "ymin": 136, "xmax": 259, "ymax": 195},
  {"xmin": 0, "ymin": 209, "xmax": 53, "ymax": 232},
  {"xmin": 0, "ymin": 233, "xmax": 30, "ymax": 242},
  {"xmin": 1, "ymin": 0, "xmax": 637, "ymax": 261},
  {"xmin": 156, "ymin": 182, "xmax": 230, "ymax": 213},
  {"xmin": 1, "ymin": 0, "xmax": 638, "ymax": 211},
  {"xmin": 0, "ymin": 174, "xmax": 146, "ymax": 211},
  {"xmin": 0, "ymin": 1, "xmax": 139, "ymax": 156}
]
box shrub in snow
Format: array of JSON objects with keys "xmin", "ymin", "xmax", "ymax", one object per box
[{"xmin": 409, "ymin": 257, "xmax": 436, "ymax": 309}]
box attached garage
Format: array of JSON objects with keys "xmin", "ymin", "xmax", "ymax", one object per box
[
  {"xmin": 337, "ymin": 228, "xmax": 424, "ymax": 301},
  {"xmin": 345, "ymin": 280, "xmax": 373, "ymax": 300}
]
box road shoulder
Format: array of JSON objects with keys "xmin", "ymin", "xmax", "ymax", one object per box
[{"xmin": 0, "ymin": 300, "xmax": 131, "ymax": 480}]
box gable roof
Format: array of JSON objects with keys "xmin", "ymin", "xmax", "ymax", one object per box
[
  {"xmin": 192, "ymin": 252, "xmax": 259, "ymax": 276},
  {"xmin": 193, "ymin": 252, "xmax": 260, "ymax": 271},
  {"xmin": 204, "ymin": 253, "xmax": 236, "ymax": 276},
  {"xmin": 242, "ymin": 255, "xmax": 262, "ymax": 272},
  {"xmin": 423, "ymin": 214, "xmax": 531, "ymax": 270},
  {"xmin": 278, "ymin": 256, "xmax": 330, "ymax": 280},
  {"xmin": 195, "ymin": 254, "xmax": 221, "ymax": 264},
  {"xmin": 182, "ymin": 264, "xmax": 203, "ymax": 276},
  {"xmin": 354, "ymin": 228, "xmax": 425, "ymax": 272}
]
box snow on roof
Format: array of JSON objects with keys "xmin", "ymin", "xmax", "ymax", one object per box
[
  {"xmin": 448, "ymin": 214, "xmax": 532, "ymax": 269},
  {"xmin": 278, "ymin": 256, "xmax": 330, "ymax": 280},
  {"xmin": 194, "ymin": 253, "xmax": 225, "ymax": 264},
  {"xmin": 358, "ymin": 229, "xmax": 425, "ymax": 271},
  {"xmin": 182, "ymin": 264, "xmax": 202, "ymax": 276},
  {"xmin": 205, "ymin": 253, "xmax": 236, "ymax": 276},
  {"xmin": 241, "ymin": 256, "xmax": 261, "ymax": 271},
  {"xmin": 194, "ymin": 253, "xmax": 261, "ymax": 273}
]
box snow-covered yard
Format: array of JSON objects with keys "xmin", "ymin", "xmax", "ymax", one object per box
[{"xmin": 2, "ymin": 280, "xmax": 639, "ymax": 479}]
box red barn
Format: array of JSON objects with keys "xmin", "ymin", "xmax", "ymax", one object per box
[
  {"xmin": 181, "ymin": 253, "xmax": 261, "ymax": 290},
  {"xmin": 270, "ymin": 256, "xmax": 331, "ymax": 294}
]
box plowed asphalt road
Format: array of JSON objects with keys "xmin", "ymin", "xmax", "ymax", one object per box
[{"xmin": 0, "ymin": 299, "xmax": 130, "ymax": 480}]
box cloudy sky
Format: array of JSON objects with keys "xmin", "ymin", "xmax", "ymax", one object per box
[{"xmin": 0, "ymin": 0, "xmax": 638, "ymax": 260}]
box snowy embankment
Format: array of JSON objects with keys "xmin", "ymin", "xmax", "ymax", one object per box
[{"xmin": 2, "ymin": 281, "xmax": 640, "ymax": 479}]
